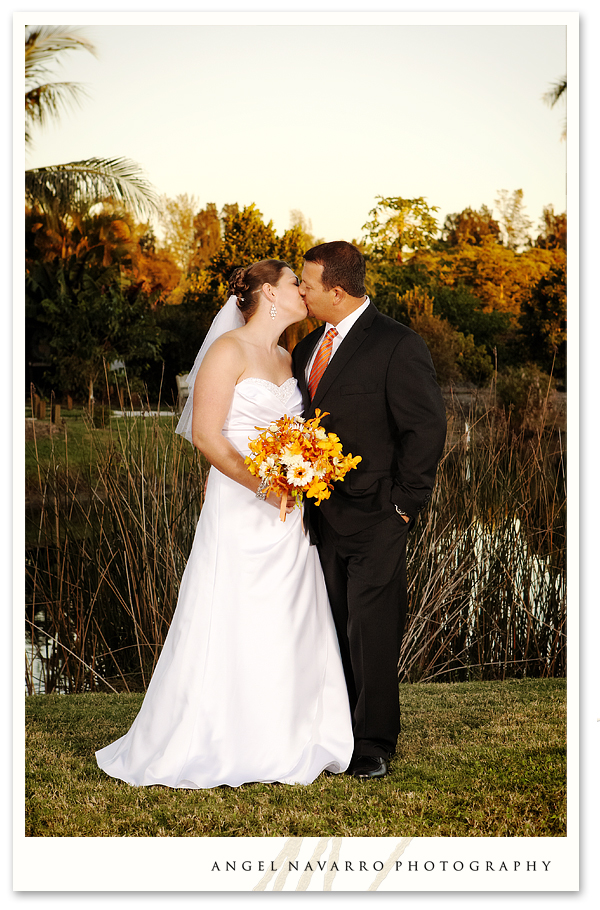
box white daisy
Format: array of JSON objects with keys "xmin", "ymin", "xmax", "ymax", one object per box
[{"xmin": 288, "ymin": 462, "xmax": 315, "ymax": 487}]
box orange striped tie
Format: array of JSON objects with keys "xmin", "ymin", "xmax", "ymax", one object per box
[{"xmin": 308, "ymin": 327, "xmax": 338, "ymax": 399}]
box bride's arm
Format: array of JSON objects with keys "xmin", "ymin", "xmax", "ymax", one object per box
[
  {"xmin": 191, "ymin": 336, "xmax": 284, "ymax": 508},
  {"xmin": 191, "ymin": 335, "xmax": 258, "ymax": 493}
]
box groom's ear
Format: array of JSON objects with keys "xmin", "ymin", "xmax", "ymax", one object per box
[{"xmin": 331, "ymin": 286, "xmax": 345, "ymax": 306}]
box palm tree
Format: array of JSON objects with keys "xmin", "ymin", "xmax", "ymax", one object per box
[
  {"xmin": 25, "ymin": 25, "xmax": 158, "ymax": 222},
  {"xmin": 543, "ymin": 76, "xmax": 567, "ymax": 140}
]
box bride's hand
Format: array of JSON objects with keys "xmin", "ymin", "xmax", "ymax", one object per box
[{"xmin": 266, "ymin": 491, "xmax": 296, "ymax": 514}]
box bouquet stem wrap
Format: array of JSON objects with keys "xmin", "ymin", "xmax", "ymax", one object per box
[{"xmin": 279, "ymin": 495, "xmax": 288, "ymax": 523}]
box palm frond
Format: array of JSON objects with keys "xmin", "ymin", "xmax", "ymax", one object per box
[
  {"xmin": 24, "ymin": 30, "xmax": 158, "ymax": 221},
  {"xmin": 25, "ymin": 157, "xmax": 159, "ymax": 221},
  {"xmin": 542, "ymin": 77, "xmax": 567, "ymax": 140},
  {"xmin": 543, "ymin": 77, "xmax": 567, "ymax": 109},
  {"xmin": 25, "ymin": 25, "xmax": 96, "ymax": 85},
  {"xmin": 25, "ymin": 25, "xmax": 96, "ymax": 149},
  {"xmin": 25, "ymin": 81, "xmax": 89, "ymax": 148}
]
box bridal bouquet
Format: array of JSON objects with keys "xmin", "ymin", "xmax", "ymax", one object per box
[{"xmin": 245, "ymin": 409, "xmax": 362, "ymax": 522}]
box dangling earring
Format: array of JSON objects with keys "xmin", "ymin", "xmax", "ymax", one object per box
[{"xmin": 270, "ymin": 304, "xmax": 277, "ymax": 319}]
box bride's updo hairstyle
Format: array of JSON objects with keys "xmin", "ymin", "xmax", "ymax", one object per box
[{"xmin": 228, "ymin": 260, "xmax": 291, "ymax": 322}]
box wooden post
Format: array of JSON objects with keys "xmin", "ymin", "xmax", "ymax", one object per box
[
  {"xmin": 66, "ymin": 394, "xmax": 73, "ymax": 410},
  {"xmin": 37, "ymin": 400, "xmax": 46, "ymax": 420},
  {"xmin": 51, "ymin": 403, "xmax": 61, "ymax": 424}
]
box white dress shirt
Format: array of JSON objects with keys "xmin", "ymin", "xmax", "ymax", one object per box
[{"xmin": 305, "ymin": 297, "xmax": 371, "ymax": 383}]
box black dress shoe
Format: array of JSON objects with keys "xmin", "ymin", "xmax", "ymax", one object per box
[{"xmin": 348, "ymin": 755, "xmax": 389, "ymax": 779}]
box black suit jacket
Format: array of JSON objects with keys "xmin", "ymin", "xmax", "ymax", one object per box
[{"xmin": 292, "ymin": 303, "xmax": 447, "ymax": 536}]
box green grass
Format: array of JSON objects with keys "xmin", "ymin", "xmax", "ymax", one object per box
[
  {"xmin": 25, "ymin": 410, "xmax": 180, "ymax": 488},
  {"xmin": 25, "ymin": 679, "xmax": 566, "ymax": 837},
  {"xmin": 26, "ymin": 411, "xmax": 107, "ymax": 484}
]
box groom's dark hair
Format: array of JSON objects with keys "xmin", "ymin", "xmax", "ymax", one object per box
[{"xmin": 304, "ymin": 241, "xmax": 366, "ymax": 298}]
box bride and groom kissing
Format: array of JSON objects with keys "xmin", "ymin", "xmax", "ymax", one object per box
[{"xmin": 96, "ymin": 241, "xmax": 447, "ymax": 788}]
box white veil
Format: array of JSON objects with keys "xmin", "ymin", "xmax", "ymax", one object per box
[{"xmin": 175, "ymin": 295, "xmax": 245, "ymax": 445}]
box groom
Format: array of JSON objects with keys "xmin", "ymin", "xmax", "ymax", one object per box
[{"xmin": 293, "ymin": 241, "xmax": 447, "ymax": 779}]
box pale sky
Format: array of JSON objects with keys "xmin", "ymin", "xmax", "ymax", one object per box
[{"xmin": 23, "ymin": 14, "xmax": 569, "ymax": 244}]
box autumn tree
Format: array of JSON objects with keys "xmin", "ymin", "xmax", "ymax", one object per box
[
  {"xmin": 494, "ymin": 189, "xmax": 533, "ymax": 251},
  {"xmin": 190, "ymin": 202, "xmax": 222, "ymax": 271},
  {"xmin": 408, "ymin": 313, "xmax": 493, "ymax": 386},
  {"xmin": 276, "ymin": 224, "xmax": 310, "ymax": 274},
  {"xmin": 400, "ymin": 286, "xmax": 434, "ymax": 318},
  {"xmin": 25, "ymin": 206, "xmax": 175, "ymax": 401},
  {"xmin": 289, "ymin": 210, "xmax": 322, "ymax": 249},
  {"xmin": 411, "ymin": 241, "xmax": 558, "ymax": 320},
  {"xmin": 442, "ymin": 205, "xmax": 500, "ymax": 246},
  {"xmin": 362, "ymin": 196, "xmax": 440, "ymax": 262},
  {"xmin": 128, "ymin": 227, "xmax": 180, "ymax": 304},
  {"xmin": 361, "ymin": 193, "xmax": 566, "ymax": 382},
  {"xmin": 207, "ymin": 204, "xmax": 279, "ymax": 296},
  {"xmin": 534, "ymin": 206, "xmax": 566, "ymax": 250},
  {"xmin": 27, "ymin": 204, "xmax": 179, "ymax": 299},
  {"xmin": 158, "ymin": 193, "xmax": 200, "ymax": 274},
  {"xmin": 519, "ymin": 257, "xmax": 566, "ymax": 381},
  {"xmin": 152, "ymin": 204, "xmax": 278, "ymax": 394}
]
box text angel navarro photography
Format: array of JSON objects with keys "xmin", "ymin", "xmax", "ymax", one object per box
[{"xmin": 210, "ymin": 859, "xmax": 553, "ymax": 874}]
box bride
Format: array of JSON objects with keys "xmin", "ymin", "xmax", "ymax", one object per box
[{"xmin": 95, "ymin": 259, "xmax": 354, "ymax": 788}]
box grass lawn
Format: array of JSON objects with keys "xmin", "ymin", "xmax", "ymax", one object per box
[
  {"xmin": 25, "ymin": 410, "xmax": 182, "ymax": 488},
  {"xmin": 25, "ymin": 679, "xmax": 566, "ymax": 838}
]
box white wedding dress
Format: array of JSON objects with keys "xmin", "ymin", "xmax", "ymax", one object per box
[{"xmin": 96, "ymin": 377, "xmax": 353, "ymax": 788}]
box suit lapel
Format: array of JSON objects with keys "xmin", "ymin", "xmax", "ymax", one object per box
[{"xmin": 309, "ymin": 304, "xmax": 377, "ymax": 414}]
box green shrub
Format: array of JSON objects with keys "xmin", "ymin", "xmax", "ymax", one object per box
[{"xmin": 495, "ymin": 365, "xmax": 555, "ymax": 429}]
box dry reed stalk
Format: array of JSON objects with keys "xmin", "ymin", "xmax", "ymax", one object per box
[{"xmin": 25, "ymin": 377, "xmax": 565, "ymax": 692}]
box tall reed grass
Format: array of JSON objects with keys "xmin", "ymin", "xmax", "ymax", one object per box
[
  {"xmin": 25, "ymin": 383, "xmax": 566, "ymax": 693},
  {"xmin": 25, "ymin": 383, "xmax": 207, "ymax": 694},
  {"xmin": 401, "ymin": 389, "xmax": 566, "ymax": 682}
]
